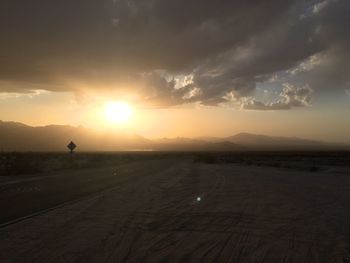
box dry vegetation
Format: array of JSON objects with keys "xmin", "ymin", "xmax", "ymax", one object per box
[
  {"xmin": 1, "ymin": 151, "xmax": 349, "ymax": 178},
  {"xmin": 193, "ymin": 151, "xmax": 350, "ymax": 172},
  {"xmin": 0, "ymin": 152, "xmax": 180, "ymax": 177}
]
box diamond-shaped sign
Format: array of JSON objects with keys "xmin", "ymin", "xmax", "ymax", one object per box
[{"xmin": 67, "ymin": 141, "xmax": 77, "ymax": 152}]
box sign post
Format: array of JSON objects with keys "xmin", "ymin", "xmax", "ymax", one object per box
[
  {"xmin": 67, "ymin": 141, "xmax": 77, "ymax": 155},
  {"xmin": 67, "ymin": 141, "xmax": 77, "ymax": 167}
]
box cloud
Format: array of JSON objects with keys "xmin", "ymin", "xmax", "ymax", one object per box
[
  {"xmin": 0, "ymin": 0, "xmax": 349, "ymax": 107},
  {"xmin": 313, "ymin": 0, "xmax": 331, "ymax": 14},
  {"xmin": 243, "ymin": 84, "xmax": 313, "ymax": 110}
]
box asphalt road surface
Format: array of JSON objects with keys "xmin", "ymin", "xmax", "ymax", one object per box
[
  {"xmin": 0, "ymin": 159, "xmax": 177, "ymax": 224},
  {"xmin": 1, "ymin": 159, "xmax": 350, "ymax": 262}
]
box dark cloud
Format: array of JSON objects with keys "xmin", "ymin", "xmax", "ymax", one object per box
[{"xmin": 0, "ymin": 0, "xmax": 349, "ymax": 108}]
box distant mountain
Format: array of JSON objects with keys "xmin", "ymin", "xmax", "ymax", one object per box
[
  {"xmin": 224, "ymin": 133, "xmax": 325, "ymax": 148},
  {"xmin": 0, "ymin": 121, "xmax": 347, "ymax": 152},
  {"xmin": 0, "ymin": 121, "xmax": 151, "ymax": 151},
  {"xmin": 152, "ymin": 137, "xmax": 242, "ymax": 151}
]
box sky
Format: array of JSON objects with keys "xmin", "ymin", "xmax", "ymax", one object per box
[{"xmin": 0, "ymin": 0, "xmax": 349, "ymax": 142}]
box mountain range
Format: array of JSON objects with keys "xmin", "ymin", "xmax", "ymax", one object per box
[{"xmin": 0, "ymin": 120, "xmax": 347, "ymax": 152}]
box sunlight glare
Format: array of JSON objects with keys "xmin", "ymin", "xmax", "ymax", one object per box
[{"xmin": 104, "ymin": 101, "xmax": 132, "ymax": 124}]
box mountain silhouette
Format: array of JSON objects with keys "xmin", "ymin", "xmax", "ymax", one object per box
[{"xmin": 0, "ymin": 121, "xmax": 347, "ymax": 152}]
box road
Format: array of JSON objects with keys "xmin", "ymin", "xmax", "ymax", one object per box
[
  {"xmin": 0, "ymin": 158, "xmax": 177, "ymax": 224},
  {"xmin": 1, "ymin": 159, "xmax": 350, "ymax": 262}
]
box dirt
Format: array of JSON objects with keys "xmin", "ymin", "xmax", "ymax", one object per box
[{"xmin": 1, "ymin": 159, "xmax": 350, "ymax": 262}]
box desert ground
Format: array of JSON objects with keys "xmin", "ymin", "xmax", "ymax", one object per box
[{"xmin": 0, "ymin": 153, "xmax": 350, "ymax": 262}]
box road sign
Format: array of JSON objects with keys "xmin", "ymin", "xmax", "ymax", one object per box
[{"xmin": 67, "ymin": 141, "xmax": 77, "ymax": 153}]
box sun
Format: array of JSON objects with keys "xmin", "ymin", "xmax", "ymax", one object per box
[{"xmin": 104, "ymin": 101, "xmax": 132, "ymax": 124}]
